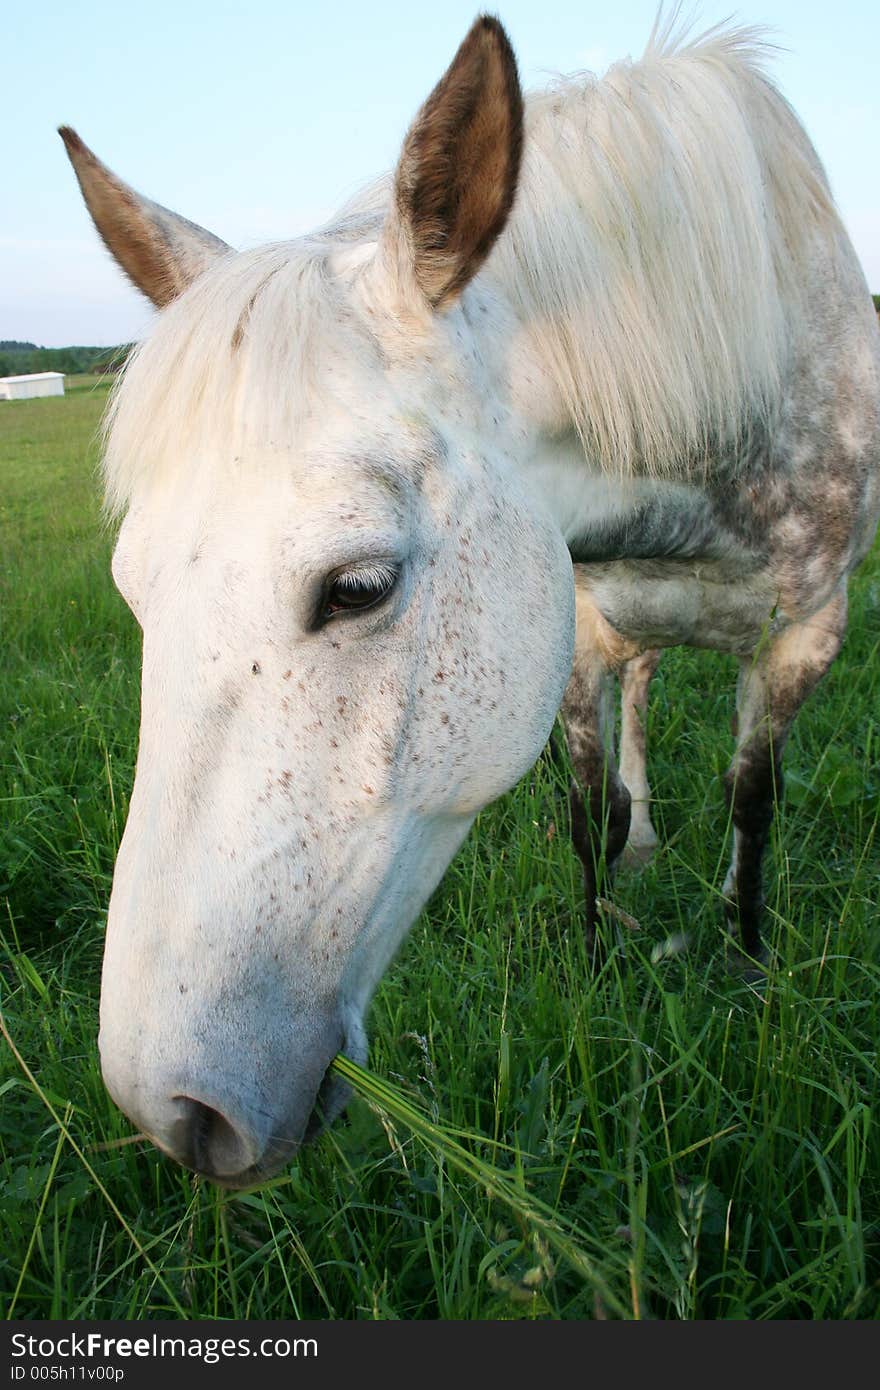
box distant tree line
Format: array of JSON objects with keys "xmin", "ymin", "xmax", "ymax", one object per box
[{"xmin": 0, "ymin": 342, "xmax": 132, "ymax": 377}]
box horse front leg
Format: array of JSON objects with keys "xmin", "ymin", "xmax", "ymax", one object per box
[
  {"xmin": 619, "ymin": 648, "xmax": 661, "ymax": 865},
  {"xmin": 723, "ymin": 587, "xmax": 848, "ymax": 966},
  {"xmin": 560, "ymin": 583, "xmax": 635, "ymax": 958}
]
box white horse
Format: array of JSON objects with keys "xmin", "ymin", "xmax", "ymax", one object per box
[{"xmin": 62, "ymin": 15, "xmax": 880, "ymax": 1185}]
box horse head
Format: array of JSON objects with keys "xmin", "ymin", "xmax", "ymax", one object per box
[{"xmin": 63, "ymin": 18, "xmax": 574, "ymax": 1184}]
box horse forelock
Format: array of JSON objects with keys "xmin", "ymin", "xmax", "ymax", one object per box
[{"xmin": 102, "ymin": 214, "xmax": 389, "ymax": 518}]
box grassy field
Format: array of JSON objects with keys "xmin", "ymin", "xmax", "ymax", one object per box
[{"xmin": 1, "ymin": 381, "xmax": 878, "ymax": 1319}]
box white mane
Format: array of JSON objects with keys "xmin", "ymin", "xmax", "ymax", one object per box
[
  {"xmin": 103, "ymin": 18, "xmax": 842, "ymax": 513},
  {"xmin": 492, "ymin": 18, "xmax": 840, "ymax": 473}
]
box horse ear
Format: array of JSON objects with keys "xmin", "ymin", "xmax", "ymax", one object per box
[
  {"xmin": 386, "ymin": 15, "xmax": 523, "ymax": 311},
  {"xmin": 59, "ymin": 127, "xmax": 229, "ymax": 308}
]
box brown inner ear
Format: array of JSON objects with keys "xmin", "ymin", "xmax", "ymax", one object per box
[
  {"xmin": 59, "ymin": 126, "xmax": 228, "ymax": 308},
  {"xmin": 395, "ymin": 16, "xmax": 524, "ymax": 309}
]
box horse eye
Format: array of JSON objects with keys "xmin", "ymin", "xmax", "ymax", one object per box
[{"xmin": 321, "ymin": 563, "xmax": 398, "ymax": 622}]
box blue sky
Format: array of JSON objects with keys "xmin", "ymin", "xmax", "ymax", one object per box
[{"xmin": 3, "ymin": 0, "xmax": 878, "ymax": 346}]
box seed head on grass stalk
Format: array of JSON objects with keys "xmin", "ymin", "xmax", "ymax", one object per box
[{"xmin": 330, "ymin": 1053, "xmax": 631, "ymax": 1317}]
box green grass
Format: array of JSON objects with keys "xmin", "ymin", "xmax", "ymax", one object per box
[{"xmin": 1, "ymin": 386, "xmax": 879, "ymax": 1319}]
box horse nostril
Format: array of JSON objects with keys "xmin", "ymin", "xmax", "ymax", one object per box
[{"xmin": 178, "ymin": 1097, "xmax": 262, "ymax": 1180}]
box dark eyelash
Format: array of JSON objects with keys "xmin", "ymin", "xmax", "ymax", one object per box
[{"xmin": 318, "ymin": 562, "xmax": 399, "ymax": 624}]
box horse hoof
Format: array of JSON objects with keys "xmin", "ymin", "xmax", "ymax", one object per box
[
  {"xmin": 724, "ymin": 938, "xmax": 770, "ymax": 983},
  {"xmin": 621, "ymin": 835, "xmax": 657, "ymax": 869}
]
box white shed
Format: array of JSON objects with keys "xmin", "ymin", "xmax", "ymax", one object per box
[{"xmin": 0, "ymin": 372, "xmax": 65, "ymax": 401}]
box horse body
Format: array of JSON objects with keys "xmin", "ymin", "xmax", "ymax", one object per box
[
  {"xmin": 62, "ymin": 16, "xmax": 880, "ymax": 1184},
  {"xmin": 480, "ymin": 34, "xmax": 880, "ymax": 945}
]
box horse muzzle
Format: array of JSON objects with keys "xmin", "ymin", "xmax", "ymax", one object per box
[{"xmin": 99, "ymin": 1011, "xmax": 360, "ymax": 1187}]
